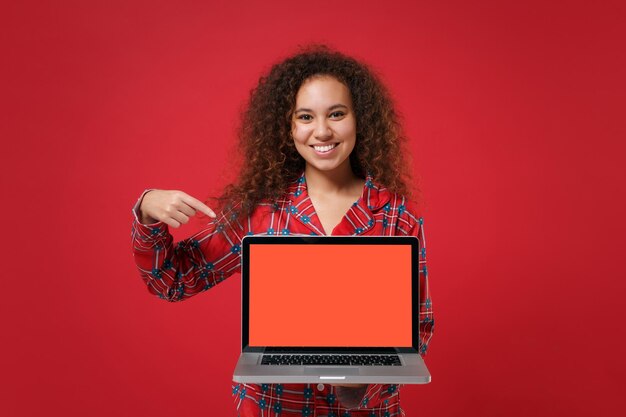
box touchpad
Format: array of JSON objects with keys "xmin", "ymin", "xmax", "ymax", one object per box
[{"xmin": 304, "ymin": 367, "xmax": 359, "ymax": 375}]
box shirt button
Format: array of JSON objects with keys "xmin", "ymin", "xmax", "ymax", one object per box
[{"xmin": 317, "ymin": 383, "xmax": 325, "ymax": 391}]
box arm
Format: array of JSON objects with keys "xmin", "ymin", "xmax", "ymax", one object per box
[
  {"xmin": 415, "ymin": 216, "xmax": 434, "ymax": 355},
  {"xmin": 130, "ymin": 189, "xmax": 246, "ymax": 302},
  {"xmin": 335, "ymin": 217, "xmax": 434, "ymax": 410}
]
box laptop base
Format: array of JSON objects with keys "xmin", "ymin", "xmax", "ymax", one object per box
[{"xmin": 233, "ymin": 352, "xmax": 431, "ymax": 384}]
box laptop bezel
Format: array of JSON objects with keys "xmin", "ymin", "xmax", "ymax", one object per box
[{"xmin": 240, "ymin": 235, "xmax": 421, "ymax": 354}]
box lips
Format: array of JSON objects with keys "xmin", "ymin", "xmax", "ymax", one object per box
[{"xmin": 310, "ymin": 143, "xmax": 339, "ymax": 153}]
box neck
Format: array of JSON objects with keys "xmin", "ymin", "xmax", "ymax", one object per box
[{"xmin": 304, "ymin": 161, "xmax": 363, "ymax": 197}]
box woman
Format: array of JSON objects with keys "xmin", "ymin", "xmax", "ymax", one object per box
[{"xmin": 131, "ymin": 44, "xmax": 434, "ymax": 417}]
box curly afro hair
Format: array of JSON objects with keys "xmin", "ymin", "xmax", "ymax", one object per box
[{"xmin": 209, "ymin": 43, "xmax": 417, "ymax": 219}]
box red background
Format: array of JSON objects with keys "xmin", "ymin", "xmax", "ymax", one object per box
[{"xmin": 2, "ymin": 1, "xmax": 624, "ymax": 416}]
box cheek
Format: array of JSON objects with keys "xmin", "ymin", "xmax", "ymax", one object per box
[
  {"xmin": 339, "ymin": 124, "xmax": 357, "ymax": 148},
  {"xmin": 291, "ymin": 125, "xmax": 311, "ymax": 145},
  {"xmin": 337, "ymin": 119, "xmax": 356, "ymax": 138},
  {"xmin": 345, "ymin": 140, "xmax": 357, "ymax": 156}
]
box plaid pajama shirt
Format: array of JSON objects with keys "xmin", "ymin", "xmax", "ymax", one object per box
[{"xmin": 131, "ymin": 171, "xmax": 434, "ymax": 416}]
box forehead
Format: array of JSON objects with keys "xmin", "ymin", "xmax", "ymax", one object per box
[{"xmin": 295, "ymin": 75, "xmax": 352, "ymax": 105}]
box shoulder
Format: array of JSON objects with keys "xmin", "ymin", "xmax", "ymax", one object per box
[
  {"xmin": 398, "ymin": 196, "xmax": 424, "ymax": 226},
  {"xmin": 388, "ymin": 192, "xmax": 424, "ymax": 235},
  {"xmin": 367, "ymin": 178, "xmax": 424, "ymax": 234}
]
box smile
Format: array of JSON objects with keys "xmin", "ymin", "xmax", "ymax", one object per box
[{"xmin": 310, "ymin": 143, "xmax": 339, "ymax": 153}]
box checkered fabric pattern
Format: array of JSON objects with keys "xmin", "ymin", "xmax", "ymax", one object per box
[{"xmin": 130, "ymin": 171, "xmax": 434, "ymax": 416}]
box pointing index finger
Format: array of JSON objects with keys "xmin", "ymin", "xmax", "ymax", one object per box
[{"xmin": 183, "ymin": 194, "xmax": 217, "ymax": 218}]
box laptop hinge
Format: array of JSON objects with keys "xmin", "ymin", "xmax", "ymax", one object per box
[{"xmin": 263, "ymin": 347, "xmax": 399, "ymax": 354}]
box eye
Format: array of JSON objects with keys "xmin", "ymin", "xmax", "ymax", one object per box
[
  {"xmin": 297, "ymin": 114, "xmax": 313, "ymax": 121},
  {"xmin": 330, "ymin": 111, "xmax": 345, "ymax": 118}
]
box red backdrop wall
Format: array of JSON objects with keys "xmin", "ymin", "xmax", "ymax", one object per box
[{"xmin": 2, "ymin": 1, "xmax": 624, "ymax": 416}]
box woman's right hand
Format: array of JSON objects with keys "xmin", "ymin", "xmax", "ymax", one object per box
[{"xmin": 138, "ymin": 190, "xmax": 217, "ymax": 227}]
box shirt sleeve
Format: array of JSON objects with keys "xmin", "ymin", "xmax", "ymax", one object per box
[
  {"xmin": 338, "ymin": 217, "xmax": 434, "ymax": 411},
  {"xmin": 414, "ymin": 216, "xmax": 434, "ymax": 355},
  {"xmin": 130, "ymin": 189, "xmax": 246, "ymax": 302}
]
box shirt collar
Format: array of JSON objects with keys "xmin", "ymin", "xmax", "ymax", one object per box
[{"xmin": 286, "ymin": 170, "xmax": 392, "ymax": 234}]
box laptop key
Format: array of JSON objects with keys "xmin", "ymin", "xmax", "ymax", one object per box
[{"xmin": 261, "ymin": 354, "xmax": 402, "ymax": 366}]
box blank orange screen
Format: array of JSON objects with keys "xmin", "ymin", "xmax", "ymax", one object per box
[{"xmin": 248, "ymin": 244, "xmax": 412, "ymax": 346}]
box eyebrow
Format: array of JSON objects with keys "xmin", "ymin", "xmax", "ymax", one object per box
[{"xmin": 294, "ymin": 104, "xmax": 349, "ymax": 113}]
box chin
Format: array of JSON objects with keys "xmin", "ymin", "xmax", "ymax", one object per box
[{"xmin": 307, "ymin": 159, "xmax": 349, "ymax": 172}]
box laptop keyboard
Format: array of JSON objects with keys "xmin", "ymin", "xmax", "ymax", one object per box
[{"xmin": 260, "ymin": 354, "xmax": 402, "ymax": 366}]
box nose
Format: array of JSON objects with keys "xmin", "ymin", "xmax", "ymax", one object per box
[{"xmin": 314, "ymin": 119, "xmax": 332, "ymax": 140}]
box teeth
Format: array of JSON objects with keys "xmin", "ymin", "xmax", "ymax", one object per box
[{"xmin": 313, "ymin": 143, "xmax": 337, "ymax": 153}]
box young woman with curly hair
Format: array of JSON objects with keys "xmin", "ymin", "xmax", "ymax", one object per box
[{"xmin": 131, "ymin": 44, "xmax": 434, "ymax": 417}]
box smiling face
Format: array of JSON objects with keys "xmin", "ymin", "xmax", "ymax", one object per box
[{"xmin": 291, "ymin": 75, "xmax": 357, "ymax": 174}]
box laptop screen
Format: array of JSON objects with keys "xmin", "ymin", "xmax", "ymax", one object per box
[{"xmin": 247, "ymin": 243, "xmax": 413, "ymax": 347}]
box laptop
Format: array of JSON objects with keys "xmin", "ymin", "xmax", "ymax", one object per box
[{"xmin": 232, "ymin": 235, "xmax": 431, "ymax": 384}]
